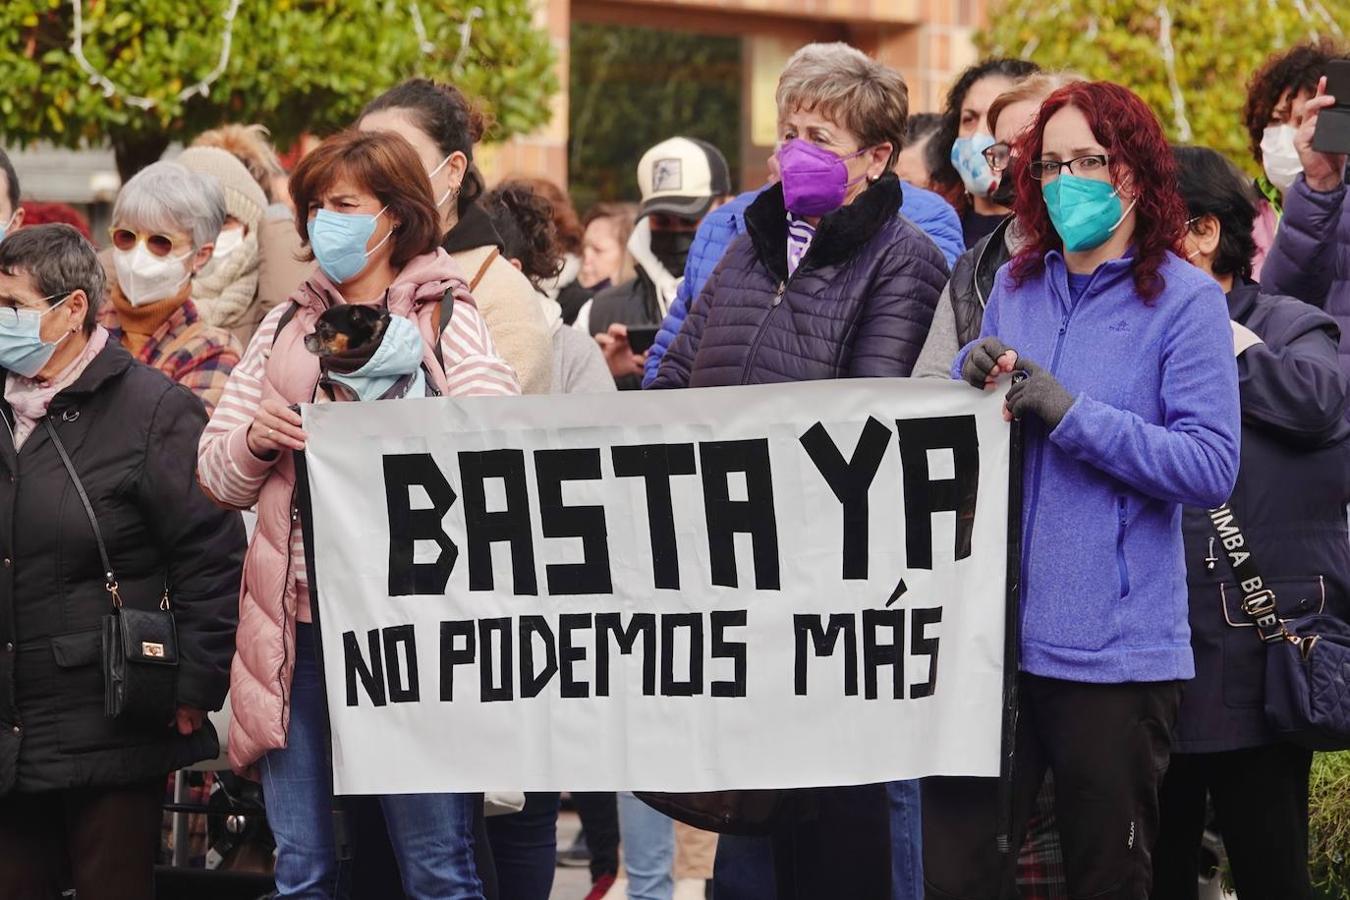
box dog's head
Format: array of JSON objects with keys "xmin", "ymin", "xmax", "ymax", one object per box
[{"xmin": 304, "ymin": 304, "xmax": 389, "ymax": 357}]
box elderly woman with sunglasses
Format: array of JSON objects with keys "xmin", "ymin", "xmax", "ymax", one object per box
[
  {"xmin": 0, "ymin": 225, "xmax": 244, "ymax": 897},
  {"xmin": 100, "ymin": 161, "xmax": 242, "ymax": 414}
]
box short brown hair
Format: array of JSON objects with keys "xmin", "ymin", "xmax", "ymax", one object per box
[
  {"xmin": 776, "ymin": 43, "xmax": 909, "ymax": 168},
  {"xmin": 508, "ymin": 176, "xmax": 583, "ymax": 255},
  {"xmin": 289, "ymin": 130, "xmax": 441, "ymax": 269},
  {"xmin": 986, "ymin": 72, "xmax": 1086, "ymax": 136}
]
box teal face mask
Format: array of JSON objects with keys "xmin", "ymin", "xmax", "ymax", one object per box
[{"xmin": 1041, "ymin": 174, "xmax": 1137, "ymax": 253}]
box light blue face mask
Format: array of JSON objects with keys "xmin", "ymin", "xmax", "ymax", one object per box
[
  {"xmin": 950, "ymin": 134, "xmax": 997, "ymax": 197},
  {"xmin": 0, "ymin": 211, "xmax": 17, "ymax": 245},
  {"xmin": 1041, "ymin": 174, "xmax": 1137, "ymax": 253},
  {"xmin": 327, "ymin": 314, "xmax": 427, "ymax": 401},
  {"xmin": 309, "ymin": 207, "xmax": 391, "ymax": 283},
  {"xmin": 0, "ymin": 294, "xmax": 72, "ymax": 378}
]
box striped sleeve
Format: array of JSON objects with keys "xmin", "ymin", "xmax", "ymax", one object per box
[
  {"xmin": 440, "ymin": 295, "xmax": 522, "ymax": 397},
  {"xmin": 197, "ymin": 303, "xmax": 289, "ymax": 510}
]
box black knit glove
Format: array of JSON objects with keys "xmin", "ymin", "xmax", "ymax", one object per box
[
  {"xmin": 1005, "ymin": 359, "xmax": 1075, "ymax": 428},
  {"xmin": 961, "ymin": 337, "xmax": 1016, "ymax": 388}
]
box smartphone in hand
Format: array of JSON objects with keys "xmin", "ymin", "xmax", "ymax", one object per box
[
  {"xmin": 627, "ymin": 326, "xmax": 660, "ymax": 355},
  {"xmin": 1312, "ymin": 59, "xmax": 1350, "ymax": 154}
]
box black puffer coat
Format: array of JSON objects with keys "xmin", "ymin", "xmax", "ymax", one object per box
[
  {"xmin": 0, "ymin": 342, "xmax": 245, "ymax": 794},
  {"xmin": 650, "ymin": 173, "xmax": 948, "ymax": 388},
  {"xmin": 1173, "ymin": 282, "xmax": 1350, "ymax": 753}
]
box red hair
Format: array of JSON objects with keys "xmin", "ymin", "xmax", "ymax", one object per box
[{"xmin": 1009, "ymin": 82, "xmax": 1185, "ymax": 302}]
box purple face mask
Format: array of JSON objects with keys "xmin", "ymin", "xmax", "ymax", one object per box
[{"xmin": 776, "ymin": 139, "xmax": 870, "ymax": 217}]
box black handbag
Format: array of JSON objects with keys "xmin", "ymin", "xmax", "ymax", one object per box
[
  {"xmin": 46, "ymin": 418, "xmax": 179, "ymax": 722},
  {"xmin": 634, "ymin": 790, "xmax": 787, "ymax": 836},
  {"xmin": 1208, "ymin": 503, "xmax": 1350, "ymax": 750}
]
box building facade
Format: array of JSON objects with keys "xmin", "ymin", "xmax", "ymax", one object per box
[{"xmin": 481, "ymin": 0, "xmax": 989, "ymax": 189}]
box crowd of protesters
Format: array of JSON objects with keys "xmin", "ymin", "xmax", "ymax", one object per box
[{"xmin": 0, "ymin": 28, "xmax": 1345, "ymax": 900}]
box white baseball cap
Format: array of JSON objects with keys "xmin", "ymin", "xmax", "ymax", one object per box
[{"xmin": 636, "ymin": 137, "xmax": 732, "ymax": 220}]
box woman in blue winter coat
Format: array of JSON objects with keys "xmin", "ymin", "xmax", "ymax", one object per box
[
  {"xmin": 925, "ymin": 82, "xmax": 1242, "ymax": 899},
  {"xmin": 1152, "ymin": 146, "xmax": 1350, "ymax": 900}
]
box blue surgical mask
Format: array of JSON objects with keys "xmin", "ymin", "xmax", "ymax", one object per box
[
  {"xmin": 0, "ymin": 210, "xmax": 17, "ymax": 245},
  {"xmin": 1042, "ymin": 174, "xmax": 1137, "ymax": 253},
  {"xmin": 950, "ymin": 134, "xmax": 997, "ymax": 198},
  {"xmin": 309, "ymin": 207, "xmax": 392, "ymax": 284},
  {"xmin": 0, "ymin": 294, "xmax": 73, "ymax": 378}
]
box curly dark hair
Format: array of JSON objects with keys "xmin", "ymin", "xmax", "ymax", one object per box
[
  {"xmin": 931, "ymin": 58, "xmax": 1040, "ymax": 207},
  {"xmin": 1244, "ymin": 39, "xmax": 1345, "ymax": 163},
  {"xmin": 1173, "ymin": 145, "xmax": 1258, "ymax": 283},
  {"xmin": 1010, "ymin": 82, "xmax": 1185, "ymax": 303},
  {"xmin": 483, "ymin": 181, "xmax": 564, "ymax": 287}
]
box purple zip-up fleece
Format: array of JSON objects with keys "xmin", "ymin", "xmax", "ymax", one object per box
[{"xmin": 954, "ymin": 250, "xmax": 1241, "ymax": 684}]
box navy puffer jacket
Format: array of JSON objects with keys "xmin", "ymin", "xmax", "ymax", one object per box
[{"xmin": 649, "ymin": 174, "xmax": 947, "ymax": 388}]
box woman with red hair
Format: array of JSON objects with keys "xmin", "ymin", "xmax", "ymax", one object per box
[{"xmin": 923, "ymin": 82, "xmax": 1242, "ymax": 898}]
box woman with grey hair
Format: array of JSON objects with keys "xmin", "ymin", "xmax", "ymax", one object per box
[
  {"xmin": 0, "ymin": 224, "xmax": 244, "ymax": 895},
  {"xmin": 100, "ymin": 160, "xmax": 242, "ymax": 413},
  {"xmin": 651, "ymin": 41, "xmax": 948, "ymax": 900}
]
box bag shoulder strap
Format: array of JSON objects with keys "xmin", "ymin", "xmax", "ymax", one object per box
[
  {"xmin": 1208, "ymin": 503, "xmax": 1286, "ymax": 643},
  {"xmin": 468, "ymin": 248, "xmax": 500, "ymax": 293},
  {"xmin": 431, "ymin": 286, "xmax": 457, "ymax": 372},
  {"xmin": 271, "ymin": 301, "xmax": 301, "ymax": 348},
  {"xmin": 44, "ymin": 418, "xmax": 121, "ymax": 608}
]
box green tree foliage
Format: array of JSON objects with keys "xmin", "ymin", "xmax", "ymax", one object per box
[
  {"xmin": 569, "ymin": 22, "xmax": 741, "ymax": 214},
  {"xmin": 977, "ymin": 0, "xmax": 1349, "ymax": 169},
  {"xmin": 1, "ymin": 0, "xmax": 557, "ymax": 179}
]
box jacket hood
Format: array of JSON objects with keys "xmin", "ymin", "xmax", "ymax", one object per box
[
  {"xmin": 744, "ymin": 172, "xmax": 904, "ymax": 282},
  {"xmin": 626, "ymin": 217, "xmax": 681, "ymax": 316},
  {"xmin": 442, "ymin": 203, "xmax": 506, "ymax": 256}
]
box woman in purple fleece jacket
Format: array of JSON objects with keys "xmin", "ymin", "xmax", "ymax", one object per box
[{"xmin": 923, "ymin": 83, "xmax": 1241, "ymax": 900}]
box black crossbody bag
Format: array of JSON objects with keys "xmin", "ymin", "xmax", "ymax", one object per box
[
  {"xmin": 1209, "ymin": 502, "xmax": 1350, "ymax": 750},
  {"xmin": 46, "ymin": 418, "xmax": 179, "ymax": 722}
]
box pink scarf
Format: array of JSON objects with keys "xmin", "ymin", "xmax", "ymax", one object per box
[{"xmin": 5, "ymin": 327, "xmax": 109, "ymax": 449}]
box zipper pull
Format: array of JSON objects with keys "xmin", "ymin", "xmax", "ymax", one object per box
[
  {"xmin": 1205, "ymin": 537, "xmax": 1218, "ymax": 572},
  {"xmin": 773, "ymin": 282, "xmax": 785, "ymax": 307}
]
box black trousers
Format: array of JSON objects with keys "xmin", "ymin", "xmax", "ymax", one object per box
[
  {"xmin": 1152, "ymin": 743, "xmax": 1313, "ymax": 900},
  {"xmin": 0, "ymin": 777, "xmax": 163, "ymax": 900},
  {"xmin": 922, "ymin": 674, "xmax": 1180, "ymax": 900},
  {"xmin": 770, "ymin": 783, "xmax": 891, "ymax": 900},
  {"xmin": 572, "ymin": 791, "xmax": 620, "ymax": 881}
]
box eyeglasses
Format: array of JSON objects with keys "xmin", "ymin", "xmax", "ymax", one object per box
[
  {"xmin": 981, "ymin": 142, "xmax": 1014, "ymax": 172},
  {"xmin": 1029, "ymin": 154, "xmax": 1110, "ymax": 181},
  {"xmin": 0, "ymin": 292, "xmax": 71, "ymax": 327},
  {"xmin": 109, "ymin": 227, "xmax": 189, "ymax": 258}
]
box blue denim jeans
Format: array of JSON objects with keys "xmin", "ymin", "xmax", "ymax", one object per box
[
  {"xmin": 887, "ymin": 781, "xmax": 923, "ymax": 900},
  {"xmin": 261, "ymin": 623, "xmax": 483, "ymax": 899},
  {"xmin": 618, "ymin": 791, "xmax": 674, "ymax": 900},
  {"xmin": 486, "ymin": 792, "xmax": 561, "ymax": 900}
]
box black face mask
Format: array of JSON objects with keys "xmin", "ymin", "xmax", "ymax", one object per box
[
  {"xmin": 989, "ymin": 176, "xmax": 1016, "ymax": 209},
  {"xmin": 649, "ymin": 229, "xmax": 696, "ymax": 277}
]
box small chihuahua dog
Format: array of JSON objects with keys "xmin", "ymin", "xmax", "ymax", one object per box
[{"xmin": 304, "ymin": 304, "xmax": 389, "ymax": 358}]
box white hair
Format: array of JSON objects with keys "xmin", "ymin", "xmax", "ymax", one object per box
[{"xmin": 112, "ymin": 161, "xmax": 226, "ymax": 249}]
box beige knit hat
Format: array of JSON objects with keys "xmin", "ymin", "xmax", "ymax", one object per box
[{"xmin": 176, "ymin": 146, "xmax": 267, "ymax": 230}]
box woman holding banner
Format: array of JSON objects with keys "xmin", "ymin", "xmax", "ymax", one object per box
[
  {"xmin": 198, "ymin": 129, "xmax": 518, "ymax": 899},
  {"xmin": 651, "ymin": 41, "xmax": 947, "ymax": 900},
  {"xmin": 929, "ymin": 82, "xmax": 1242, "ymax": 899}
]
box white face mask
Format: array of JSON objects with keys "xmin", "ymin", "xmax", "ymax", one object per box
[
  {"xmin": 113, "ymin": 244, "xmax": 192, "ymax": 308},
  {"xmin": 1260, "ymin": 125, "xmax": 1303, "ymax": 194},
  {"xmin": 212, "ymin": 226, "xmax": 245, "ymax": 260}
]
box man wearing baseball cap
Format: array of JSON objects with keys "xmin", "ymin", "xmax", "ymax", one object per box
[{"xmin": 576, "ymin": 136, "xmax": 733, "ymax": 389}]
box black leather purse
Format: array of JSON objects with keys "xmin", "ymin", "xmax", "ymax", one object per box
[{"xmin": 46, "ymin": 418, "xmax": 179, "ymax": 722}]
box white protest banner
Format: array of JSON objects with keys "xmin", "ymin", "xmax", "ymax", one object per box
[{"xmin": 298, "ymin": 379, "xmax": 1012, "ymax": 795}]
